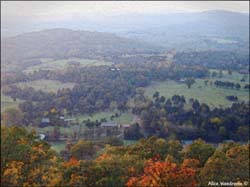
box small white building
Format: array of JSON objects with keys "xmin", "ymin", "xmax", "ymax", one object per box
[{"xmin": 39, "ymin": 134, "xmax": 46, "ymax": 140}]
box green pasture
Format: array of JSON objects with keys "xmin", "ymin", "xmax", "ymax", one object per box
[
  {"xmin": 75, "ymin": 111, "xmax": 133, "ymax": 124},
  {"xmin": 1, "ymin": 92, "xmax": 23, "ymax": 112},
  {"xmin": 14, "ymin": 79, "xmax": 76, "ymax": 93},
  {"xmin": 23, "ymin": 57, "xmax": 112, "ymax": 73},
  {"xmin": 145, "ymin": 71, "xmax": 249, "ymax": 108},
  {"xmin": 50, "ymin": 142, "xmax": 66, "ymax": 153}
]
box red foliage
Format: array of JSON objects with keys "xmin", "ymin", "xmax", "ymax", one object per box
[
  {"xmin": 126, "ymin": 159, "xmax": 197, "ymax": 187},
  {"xmin": 63, "ymin": 157, "xmax": 79, "ymax": 167}
]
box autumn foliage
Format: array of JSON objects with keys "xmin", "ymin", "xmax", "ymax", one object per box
[
  {"xmin": 63, "ymin": 157, "xmax": 80, "ymax": 167},
  {"xmin": 126, "ymin": 158, "xmax": 197, "ymax": 187},
  {"xmin": 1, "ymin": 126, "xmax": 249, "ymax": 187}
]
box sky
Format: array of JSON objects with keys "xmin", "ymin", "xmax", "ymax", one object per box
[
  {"xmin": 2, "ymin": 1, "xmax": 249, "ymax": 22},
  {"xmin": 1, "ymin": 1, "xmax": 249, "ymax": 36}
]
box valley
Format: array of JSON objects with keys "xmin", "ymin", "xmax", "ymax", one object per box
[{"xmin": 1, "ymin": 3, "xmax": 249, "ymax": 187}]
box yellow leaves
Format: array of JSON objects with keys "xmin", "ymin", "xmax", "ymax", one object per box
[
  {"xmin": 128, "ymin": 166, "xmax": 136, "ymax": 174},
  {"xmin": 2, "ymin": 126, "xmax": 63, "ymax": 187},
  {"xmin": 69, "ymin": 173, "xmax": 84, "ymax": 186},
  {"xmin": 3, "ymin": 161, "xmax": 24, "ymax": 186},
  {"xmin": 17, "ymin": 137, "xmax": 28, "ymax": 145},
  {"xmin": 210, "ymin": 117, "xmax": 222, "ymax": 124},
  {"xmin": 182, "ymin": 159, "xmax": 200, "ymax": 169},
  {"xmin": 50, "ymin": 155, "xmax": 58, "ymax": 163},
  {"xmin": 50, "ymin": 108, "xmax": 57, "ymax": 114},
  {"xmin": 30, "ymin": 144, "xmax": 46, "ymax": 162},
  {"xmin": 48, "ymin": 176, "xmax": 62, "ymax": 187},
  {"xmin": 96, "ymin": 153, "xmax": 112, "ymax": 162},
  {"xmin": 32, "ymin": 144, "xmax": 46, "ymax": 154}
]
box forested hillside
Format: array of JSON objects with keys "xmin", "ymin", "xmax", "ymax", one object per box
[{"xmin": 1, "ymin": 28, "xmax": 161, "ymax": 72}]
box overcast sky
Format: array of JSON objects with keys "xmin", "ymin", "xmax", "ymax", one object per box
[
  {"xmin": 2, "ymin": 1, "xmax": 249, "ymax": 23},
  {"xmin": 1, "ymin": 1, "xmax": 249, "ymax": 37}
]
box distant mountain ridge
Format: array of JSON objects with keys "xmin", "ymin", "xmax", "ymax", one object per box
[{"xmin": 114, "ymin": 10, "xmax": 249, "ymax": 51}]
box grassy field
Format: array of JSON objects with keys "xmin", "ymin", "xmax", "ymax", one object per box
[
  {"xmin": 23, "ymin": 57, "xmax": 112, "ymax": 73},
  {"xmin": 50, "ymin": 141, "xmax": 67, "ymax": 153},
  {"xmin": 145, "ymin": 71, "xmax": 249, "ymax": 108},
  {"xmin": 75, "ymin": 111, "xmax": 133, "ymax": 124},
  {"xmin": 1, "ymin": 92, "xmax": 23, "ymax": 112},
  {"xmin": 209, "ymin": 69, "xmax": 249, "ymax": 87},
  {"xmin": 14, "ymin": 79, "xmax": 76, "ymax": 93}
]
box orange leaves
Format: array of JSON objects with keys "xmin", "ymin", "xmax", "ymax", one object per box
[
  {"xmin": 30, "ymin": 144, "xmax": 46, "ymax": 162},
  {"xmin": 31, "ymin": 144, "xmax": 45, "ymax": 153},
  {"xmin": 2, "ymin": 161, "xmax": 24, "ymax": 186},
  {"xmin": 126, "ymin": 158, "xmax": 197, "ymax": 187},
  {"xmin": 17, "ymin": 137, "xmax": 28, "ymax": 145},
  {"xmin": 63, "ymin": 157, "xmax": 80, "ymax": 167},
  {"xmin": 128, "ymin": 166, "xmax": 136, "ymax": 174},
  {"xmin": 182, "ymin": 158, "xmax": 200, "ymax": 169},
  {"xmin": 126, "ymin": 177, "xmax": 138, "ymax": 187},
  {"xmin": 96, "ymin": 153, "xmax": 112, "ymax": 162}
]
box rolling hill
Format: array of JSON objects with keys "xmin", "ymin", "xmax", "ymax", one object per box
[{"xmin": 1, "ymin": 28, "xmax": 161, "ymax": 72}]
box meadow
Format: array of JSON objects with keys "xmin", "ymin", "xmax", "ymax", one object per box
[
  {"xmin": 145, "ymin": 71, "xmax": 249, "ymax": 108},
  {"xmin": 14, "ymin": 79, "xmax": 76, "ymax": 93},
  {"xmin": 75, "ymin": 111, "xmax": 133, "ymax": 124},
  {"xmin": 23, "ymin": 57, "xmax": 112, "ymax": 73},
  {"xmin": 1, "ymin": 92, "xmax": 23, "ymax": 112}
]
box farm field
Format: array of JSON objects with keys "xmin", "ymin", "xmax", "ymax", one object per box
[
  {"xmin": 145, "ymin": 71, "xmax": 249, "ymax": 108},
  {"xmin": 14, "ymin": 79, "xmax": 76, "ymax": 93},
  {"xmin": 75, "ymin": 111, "xmax": 133, "ymax": 124},
  {"xmin": 50, "ymin": 141, "xmax": 67, "ymax": 153},
  {"xmin": 23, "ymin": 57, "xmax": 112, "ymax": 73},
  {"xmin": 1, "ymin": 92, "xmax": 23, "ymax": 112},
  {"xmin": 209, "ymin": 69, "xmax": 249, "ymax": 87}
]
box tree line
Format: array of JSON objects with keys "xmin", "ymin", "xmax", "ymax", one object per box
[
  {"xmin": 129, "ymin": 93, "xmax": 249, "ymax": 142},
  {"xmin": 1, "ymin": 126, "xmax": 249, "ymax": 187}
]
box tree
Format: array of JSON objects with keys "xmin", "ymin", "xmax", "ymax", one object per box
[
  {"xmin": 52, "ymin": 126, "xmax": 61, "ymax": 140},
  {"xmin": 70, "ymin": 140, "xmax": 97, "ymax": 160},
  {"xmin": 124, "ymin": 123, "xmax": 144, "ymax": 140},
  {"xmin": 211, "ymin": 72, "xmax": 217, "ymax": 78},
  {"xmin": 185, "ymin": 78, "xmax": 195, "ymax": 89},
  {"xmin": 235, "ymin": 83, "xmax": 241, "ymax": 90},
  {"xmin": 1, "ymin": 126, "xmax": 62, "ymax": 187},
  {"xmin": 126, "ymin": 159, "xmax": 197, "ymax": 187},
  {"xmin": 153, "ymin": 91, "xmax": 160, "ymax": 99},
  {"xmin": 184, "ymin": 139, "xmax": 215, "ymax": 166},
  {"xmin": 219, "ymin": 70, "xmax": 223, "ymax": 78},
  {"xmin": 199, "ymin": 145, "xmax": 249, "ymax": 186}
]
